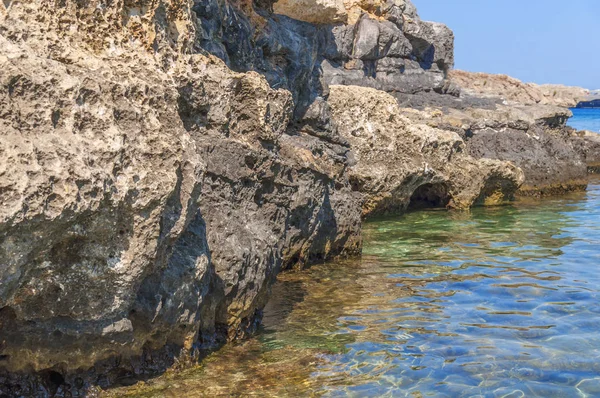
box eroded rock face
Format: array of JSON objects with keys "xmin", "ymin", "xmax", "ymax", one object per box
[
  {"xmin": 407, "ymin": 71, "xmax": 592, "ymax": 193},
  {"xmin": 0, "ymin": 0, "xmax": 591, "ymax": 394},
  {"xmin": 321, "ymin": 13, "xmax": 454, "ymax": 94},
  {"xmin": 397, "ymin": 100, "xmax": 589, "ymax": 196},
  {"xmin": 449, "ymin": 70, "xmax": 591, "ymax": 108},
  {"xmin": 570, "ymin": 130, "xmax": 600, "ymax": 173},
  {"xmin": 0, "ymin": 0, "xmax": 362, "ymax": 395},
  {"xmin": 273, "ymin": 0, "xmax": 347, "ymax": 24},
  {"xmin": 328, "ymin": 85, "xmax": 524, "ymax": 216},
  {"xmin": 196, "ymin": 0, "xmax": 454, "ymax": 116},
  {"xmin": 271, "ymin": 0, "xmax": 416, "ymax": 25},
  {"xmin": 466, "ymin": 126, "xmax": 588, "ymax": 195}
]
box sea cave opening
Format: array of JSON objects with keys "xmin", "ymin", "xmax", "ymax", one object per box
[{"xmin": 408, "ymin": 183, "xmax": 451, "ymax": 210}]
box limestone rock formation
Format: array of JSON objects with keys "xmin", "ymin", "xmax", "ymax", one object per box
[
  {"xmin": 328, "ymin": 85, "xmax": 524, "ymax": 216},
  {"xmin": 0, "ymin": 0, "xmax": 594, "ymax": 395},
  {"xmin": 272, "ymin": 0, "xmax": 417, "ymax": 25},
  {"xmin": 571, "ymin": 130, "xmax": 600, "ymax": 173},
  {"xmin": 449, "ymin": 70, "xmax": 591, "ymax": 108},
  {"xmin": 197, "ymin": 0, "xmax": 453, "ymax": 117},
  {"xmin": 0, "ymin": 0, "xmax": 363, "ymax": 395},
  {"xmin": 445, "ymin": 70, "xmax": 598, "ymax": 185},
  {"xmin": 273, "ymin": 0, "xmax": 347, "ymax": 24},
  {"xmin": 397, "ymin": 100, "xmax": 589, "ymax": 195},
  {"xmin": 536, "ymin": 85, "xmax": 594, "ymax": 108}
]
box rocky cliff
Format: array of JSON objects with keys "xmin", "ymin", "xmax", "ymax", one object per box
[
  {"xmin": 195, "ymin": 0, "xmax": 454, "ymax": 117},
  {"xmin": 0, "ymin": 0, "xmax": 365, "ymax": 395},
  {"xmin": 328, "ymin": 85, "xmax": 523, "ymax": 214},
  {"xmin": 0, "ymin": 0, "xmax": 591, "ymax": 396},
  {"xmin": 447, "ymin": 70, "xmax": 599, "ymax": 180},
  {"xmin": 449, "ymin": 70, "xmax": 591, "ymax": 108}
]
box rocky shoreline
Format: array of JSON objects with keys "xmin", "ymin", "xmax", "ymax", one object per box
[
  {"xmin": 0, "ymin": 0, "xmax": 597, "ymax": 396},
  {"xmin": 448, "ymin": 70, "xmax": 593, "ymax": 108}
]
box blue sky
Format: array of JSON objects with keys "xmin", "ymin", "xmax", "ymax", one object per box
[{"xmin": 412, "ymin": 0, "xmax": 600, "ymax": 89}]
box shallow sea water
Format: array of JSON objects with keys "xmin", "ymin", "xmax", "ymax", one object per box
[
  {"xmin": 568, "ymin": 108, "xmax": 600, "ymax": 133},
  {"xmin": 111, "ymin": 181, "xmax": 600, "ymax": 397}
]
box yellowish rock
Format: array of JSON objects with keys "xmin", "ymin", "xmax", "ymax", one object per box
[{"xmin": 273, "ymin": 0, "xmax": 348, "ymax": 24}]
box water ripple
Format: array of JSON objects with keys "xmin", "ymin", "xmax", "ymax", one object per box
[{"xmin": 107, "ymin": 181, "xmax": 600, "ymax": 397}]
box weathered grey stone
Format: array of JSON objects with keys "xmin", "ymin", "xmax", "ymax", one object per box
[
  {"xmin": 465, "ymin": 126, "xmax": 588, "ymax": 195},
  {"xmin": 195, "ymin": 0, "xmax": 455, "ymax": 110},
  {"xmin": 403, "ymin": 19, "xmax": 454, "ymax": 73},
  {"xmin": 353, "ymin": 16, "xmax": 382, "ymax": 60}
]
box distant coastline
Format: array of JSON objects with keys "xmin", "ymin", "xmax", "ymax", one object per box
[{"xmin": 577, "ymin": 99, "xmax": 600, "ymax": 108}]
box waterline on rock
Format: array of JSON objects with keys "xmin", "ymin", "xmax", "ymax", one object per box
[{"xmin": 107, "ymin": 181, "xmax": 600, "ymax": 397}]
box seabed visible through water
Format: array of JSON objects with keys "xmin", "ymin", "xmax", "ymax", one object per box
[{"xmin": 109, "ymin": 179, "xmax": 600, "ymax": 397}]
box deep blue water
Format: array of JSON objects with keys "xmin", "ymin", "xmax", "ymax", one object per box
[{"xmin": 568, "ymin": 108, "xmax": 600, "ymax": 133}]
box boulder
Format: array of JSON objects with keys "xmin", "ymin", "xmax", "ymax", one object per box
[
  {"xmin": 327, "ymin": 85, "xmax": 524, "ymax": 216},
  {"xmin": 397, "ymin": 99, "xmax": 589, "ymax": 196}
]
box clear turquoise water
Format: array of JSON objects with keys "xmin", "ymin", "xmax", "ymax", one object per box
[
  {"xmin": 114, "ymin": 181, "xmax": 600, "ymax": 397},
  {"xmin": 569, "ymin": 108, "xmax": 600, "ymax": 133}
]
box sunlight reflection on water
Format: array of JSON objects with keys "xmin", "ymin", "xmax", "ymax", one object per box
[{"xmin": 110, "ymin": 182, "xmax": 600, "ymax": 398}]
